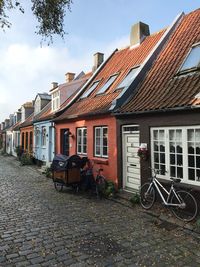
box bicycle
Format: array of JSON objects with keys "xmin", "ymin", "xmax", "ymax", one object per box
[{"xmin": 140, "ymin": 168, "xmax": 198, "ymax": 222}]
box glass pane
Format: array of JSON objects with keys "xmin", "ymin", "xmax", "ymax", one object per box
[
  {"xmin": 160, "ymin": 153, "xmax": 165, "ymax": 164},
  {"xmin": 196, "ymin": 169, "xmax": 200, "ymax": 181},
  {"xmin": 196, "ymin": 143, "xmax": 200, "ymax": 154},
  {"xmin": 154, "ymin": 142, "xmax": 158, "ymax": 151},
  {"xmin": 160, "ymin": 165, "xmax": 166, "ymax": 175},
  {"xmin": 83, "ymin": 145, "xmax": 87, "ymax": 154},
  {"xmin": 196, "ymin": 156, "xmax": 200, "ymax": 169},
  {"xmin": 170, "ymin": 154, "xmax": 175, "ymax": 165},
  {"xmin": 188, "ymin": 168, "xmax": 195, "ymax": 181},
  {"xmin": 97, "ymin": 74, "xmax": 118, "ymax": 94},
  {"xmin": 78, "ymin": 145, "xmax": 81, "ymax": 153},
  {"xmin": 169, "ymin": 130, "xmax": 175, "ymax": 141},
  {"xmin": 180, "ymin": 45, "xmax": 200, "ymax": 71},
  {"xmin": 96, "ymin": 137, "xmax": 100, "ymax": 146},
  {"xmin": 81, "ymin": 81, "xmax": 100, "ymax": 98},
  {"xmin": 188, "ymin": 143, "xmax": 194, "ymax": 154},
  {"xmin": 116, "ymin": 67, "xmax": 139, "ymax": 89},
  {"xmin": 160, "ymin": 142, "xmax": 165, "ymax": 152},
  {"xmin": 103, "ymin": 147, "xmax": 108, "ymax": 156},
  {"xmin": 177, "ymin": 167, "xmax": 183, "ymax": 178},
  {"xmin": 153, "ymin": 130, "xmax": 158, "ymax": 140},
  {"xmin": 188, "ymin": 129, "xmax": 195, "ymax": 142},
  {"xmin": 154, "ymin": 163, "xmax": 159, "ymax": 170},
  {"xmin": 195, "ymin": 129, "xmax": 200, "ymax": 141},
  {"xmin": 159, "ymin": 130, "xmax": 164, "ymax": 141},
  {"xmin": 176, "ymin": 143, "xmax": 182, "ymax": 153},
  {"xmin": 177, "ymin": 154, "xmax": 182, "ymax": 166},
  {"xmin": 95, "ymin": 128, "xmax": 101, "ymax": 137},
  {"xmin": 170, "ymin": 142, "xmax": 175, "ymax": 153},
  {"xmin": 176, "ymin": 130, "xmax": 182, "ymax": 141},
  {"xmin": 188, "ymin": 156, "xmax": 195, "ymax": 167},
  {"xmin": 154, "ymin": 153, "xmax": 159, "ymax": 163},
  {"xmin": 96, "ymin": 146, "xmax": 100, "ymax": 155},
  {"xmin": 170, "ymin": 166, "xmax": 176, "ymax": 177}
]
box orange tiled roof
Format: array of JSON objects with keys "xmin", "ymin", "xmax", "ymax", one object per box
[
  {"xmin": 118, "ymin": 9, "xmax": 200, "ymax": 114},
  {"xmin": 55, "ymin": 29, "xmax": 166, "ymax": 121}
]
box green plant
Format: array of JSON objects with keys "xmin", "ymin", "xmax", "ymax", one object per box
[
  {"xmin": 130, "ymin": 193, "xmax": 140, "ymax": 205},
  {"xmin": 44, "ymin": 167, "xmax": 52, "ymax": 178},
  {"xmin": 196, "ymin": 217, "xmax": 200, "ymax": 229},
  {"xmin": 15, "ymin": 146, "xmax": 24, "ymax": 160},
  {"xmin": 103, "ymin": 180, "xmax": 117, "ymax": 198},
  {"xmin": 20, "ymin": 153, "xmax": 34, "ymax": 166}
]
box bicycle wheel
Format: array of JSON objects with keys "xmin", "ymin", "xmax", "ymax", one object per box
[
  {"xmin": 140, "ymin": 182, "xmax": 155, "ymax": 209},
  {"xmin": 54, "ymin": 181, "xmax": 63, "ymax": 192},
  {"xmin": 171, "ymin": 190, "xmax": 197, "ymax": 222}
]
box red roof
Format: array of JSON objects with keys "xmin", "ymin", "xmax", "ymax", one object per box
[
  {"xmin": 55, "ymin": 29, "xmax": 166, "ymax": 121},
  {"xmin": 118, "ymin": 9, "xmax": 200, "ymax": 114}
]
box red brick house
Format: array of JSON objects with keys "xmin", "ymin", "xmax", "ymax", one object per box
[
  {"xmin": 115, "ymin": 9, "xmax": 200, "ymax": 193},
  {"xmin": 54, "ymin": 17, "xmax": 182, "ymax": 188}
]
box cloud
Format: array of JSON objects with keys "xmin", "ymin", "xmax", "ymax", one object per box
[{"xmin": 0, "ymin": 34, "xmax": 129, "ymax": 122}]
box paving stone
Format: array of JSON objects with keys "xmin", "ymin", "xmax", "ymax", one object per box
[{"xmin": 0, "ymin": 155, "xmax": 200, "ymax": 267}]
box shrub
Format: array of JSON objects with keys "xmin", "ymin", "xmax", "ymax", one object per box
[
  {"xmin": 44, "ymin": 167, "xmax": 52, "ymax": 178},
  {"xmin": 130, "ymin": 193, "xmax": 140, "ymax": 205},
  {"xmin": 15, "ymin": 146, "xmax": 24, "ymax": 160},
  {"xmin": 20, "ymin": 153, "xmax": 34, "ymax": 166},
  {"xmin": 103, "ymin": 180, "xmax": 117, "ymax": 198}
]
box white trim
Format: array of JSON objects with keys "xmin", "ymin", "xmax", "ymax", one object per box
[
  {"xmin": 151, "ymin": 126, "xmax": 200, "ymax": 186},
  {"xmin": 76, "ymin": 127, "xmax": 87, "ymax": 155},
  {"xmin": 94, "ymin": 126, "xmax": 108, "ymax": 158}
]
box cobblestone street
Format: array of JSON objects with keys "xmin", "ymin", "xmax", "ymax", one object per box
[{"xmin": 0, "ymin": 155, "xmax": 200, "ymax": 267}]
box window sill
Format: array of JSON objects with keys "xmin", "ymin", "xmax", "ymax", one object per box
[{"xmin": 92, "ymin": 157, "xmax": 109, "ymax": 165}]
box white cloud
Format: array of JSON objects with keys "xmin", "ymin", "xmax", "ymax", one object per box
[{"xmin": 0, "ymin": 34, "xmax": 128, "ymax": 122}]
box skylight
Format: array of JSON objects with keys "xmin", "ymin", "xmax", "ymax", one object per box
[
  {"xmin": 116, "ymin": 67, "xmax": 139, "ymax": 89},
  {"xmin": 81, "ymin": 81, "xmax": 100, "ymax": 98},
  {"xmin": 179, "ymin": 44, "xmax": 200, "ymax": 73},
  {"xmin": 96, "ymin": 74, "xmax": 118, "ymax": 95}
]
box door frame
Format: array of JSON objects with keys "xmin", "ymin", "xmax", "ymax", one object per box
[{"xmin": 122, "ymin": 125, "xmax": 140, "ymax": 191}]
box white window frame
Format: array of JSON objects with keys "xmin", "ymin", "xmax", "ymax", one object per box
[
  {"xmin": 151, "ymin": 126, "xmax": 200, "ymax": 186},
  {"xmin": 76, "ymin": 127, "xmax": 87, "ymax": 155},
  {"xmin": 94, "ymin": 126, "xmax": 108, "ymax": 158},
  {"xmin": 52, "ymin": 90, "xmax": 60, "ymax": 111}
]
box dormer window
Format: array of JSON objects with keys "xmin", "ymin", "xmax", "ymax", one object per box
[
  {"xmin": 96, "ymin": 74, "xmax": 118, "ymax": 95},
  {"xmin": 179, "ymin": 43, "xmax": 200, "ymax": 74},
  {"xmin": 34, "ymin": 97, "xmax": 41, "ymax": 115},
  {"xmin": 52, "ymin": 91, "xmax": 60, "ymax": 111},
  {"xmin": 81, "ymin": 80, "xmax": 100, "ymax": 99},
  {"xmin": 116, "ymin": 66, "xmax": 140, "ymax": 90}
]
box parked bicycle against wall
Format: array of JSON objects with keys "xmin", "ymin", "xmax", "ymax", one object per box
[{"xmin": 140, "ymin": 168, "xmax": 198, "ymax": 222}]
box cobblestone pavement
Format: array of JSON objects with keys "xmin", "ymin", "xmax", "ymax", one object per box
[{"xmin": 0, "ymin": 155, "xmax": 200, "ymax": 267}]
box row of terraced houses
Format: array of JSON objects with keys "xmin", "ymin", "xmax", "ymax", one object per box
[{"xmin": 1, "ymin": 9, "xmax": 200, "ymax": 200}]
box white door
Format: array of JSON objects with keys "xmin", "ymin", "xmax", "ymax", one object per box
[{"xmin": 123, "ymin": 126, "xmax": 140, "ymax": 191}]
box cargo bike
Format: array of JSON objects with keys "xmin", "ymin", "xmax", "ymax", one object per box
[{"xmin": 51, "ymin": 154, "xmax": 106, "ymax": 197}]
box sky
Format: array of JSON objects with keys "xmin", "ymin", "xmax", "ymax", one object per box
[{"xmin": 0, "ymin": 0, "xmax": 199, "ymax": 122}]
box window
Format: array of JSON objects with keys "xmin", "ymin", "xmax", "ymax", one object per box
[
  {"xmin": 116, "ymin": 67, "xmax": 139, "ymax": 89},
  {"xmin": 77, "ymin": 128, "xmax": 87, "ymax": 154},
  {"xmin": 25, "ymin": 132, "xmax": 28, "ymax": 150},
  {"xmin": 35, "ymin": 127, "xmax": 40, "ymax": 147},
  {"xmin": 42, "ymin": 127, "xmax": 46, "ymax": 147},
  {"xmin": 151, "ymin": 126, "xmax": 200, "ymax": 185},
  {"xmin": 52, "ymin": 91, "xmax": 60, "ymax": 111},
  {"xmin": 179, "ymin": 43, "xmax": 200, "ymax": 73},
  {"xmin": 94, "ymin": 127, "xmax": 108, "ymax": 157},
  {"xmin": 96, "ymin": 74, "xmax": 118, "ymax": 95},
  {"xmin": 30, "ymin": 131, "xmax": 33, "ymax": 151},
  {"xmin": 81, "ymin": 81, "xmax": 100, "ymax": 98}
]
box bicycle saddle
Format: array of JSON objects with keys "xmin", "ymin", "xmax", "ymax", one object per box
[{"xmin": 170, "ymin": 178, "xmax": 181, "ymax": 183}]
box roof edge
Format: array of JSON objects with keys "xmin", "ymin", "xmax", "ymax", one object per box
[{"xmin": 110, "ymin": 11, "xmax": 185, "ymax": 111}]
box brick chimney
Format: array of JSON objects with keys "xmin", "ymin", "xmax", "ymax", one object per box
[
  {"xmin": 65, "ymin": 72, "xmax": 75, "ymax": 83},
  {"xmin": 92, "ymin": 52, "xmax": 104, "ymax": 72},
  {"xmin": 51, "ymin": 82, "xmax": 58, "ymax": 90},
  {"xmin": 130, "ymin": 22, "xmax": 150, "ymax": 47}
]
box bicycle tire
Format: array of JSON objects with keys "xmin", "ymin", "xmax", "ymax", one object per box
[
  {"xmin": 140, "ymin": 182, "xmax": 155, "ymax": 209},
  {"xmin": 171, "ymin": 190, "xmax": 198, "ymax": 222},
  {"xmin": 54, "ymin": 181, "xmax": 63, "ymax": 192}
]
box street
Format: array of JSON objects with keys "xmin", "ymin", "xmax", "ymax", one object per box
[{"xmin": 0, "ymin": 155, "xmax": 200, "ymax": 267}]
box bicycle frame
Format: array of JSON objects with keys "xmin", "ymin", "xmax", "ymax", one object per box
[{"xmin": 149, "ymin": 177, "xmax": 184, "ymax": 207}]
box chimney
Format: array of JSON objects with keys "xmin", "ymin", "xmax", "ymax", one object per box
[
  {"xmin": 65, "ymin": 72, "xmax": 75, "ymax": 83},
  {"xmin": 92, "ymin": 52, "xmax": 104, "ymax": 72},
  {"xmin": 51, "ymin": 82, "xmax": 58, "ymax": 90},
  {"xmin": 130, "ymin": 22, "xmax": 150, "ymax": 47}
]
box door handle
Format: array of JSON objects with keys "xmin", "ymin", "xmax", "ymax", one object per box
[{"xmin": 130, "ymin": 164, "xmax": 136, "ymax": 166}]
